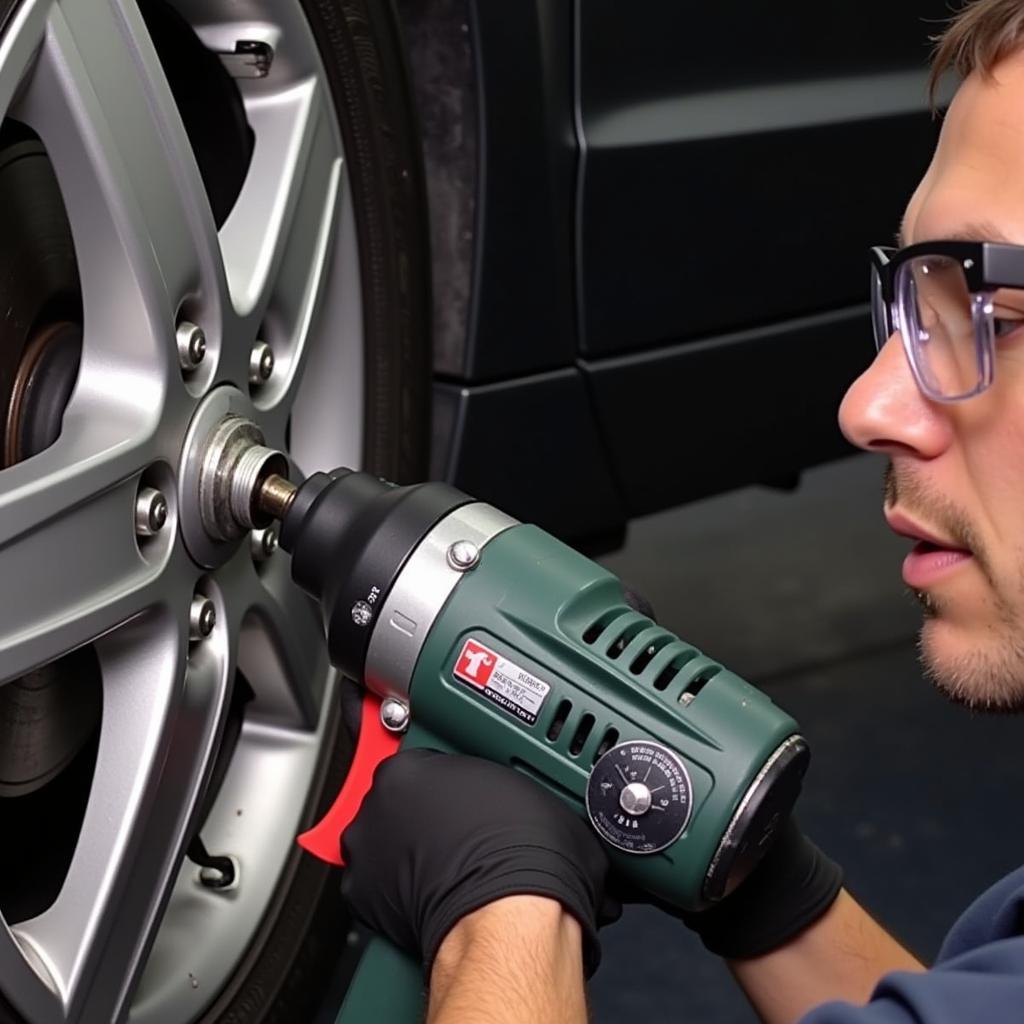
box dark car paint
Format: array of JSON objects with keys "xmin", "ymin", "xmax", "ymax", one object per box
[{"xmin": 405, "ymin": 1, "xmax": 948, "ymax": 543}]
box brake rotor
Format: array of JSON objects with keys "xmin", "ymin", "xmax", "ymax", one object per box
[
  {"xmin": 0, "ymin": 127, "xmax": 99, "ymax": 798},
  {"xmin": 0, "ymin": 133, "xmax": 81, "ymax": 441},
  {"xmin": 3, "ymin": 320, "xmax": 82, "ymax": 467},
  {"xmin": 0, "ymin": 651, "xmax": 101, "ymax": 798}
]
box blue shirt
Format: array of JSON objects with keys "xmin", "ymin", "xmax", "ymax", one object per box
[{"xmin": 801, "ymin": 866, "xmax": 1024, "ymax": 1022}]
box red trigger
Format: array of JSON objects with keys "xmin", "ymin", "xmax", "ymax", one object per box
[{"xmin": 296, "ymin": 690, "xmax": 402, "ymax": 865}]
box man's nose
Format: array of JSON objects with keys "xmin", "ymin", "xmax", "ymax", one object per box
[{"xmin": 838, "ymin": 332, "xmax": 952, "ymax": 458}]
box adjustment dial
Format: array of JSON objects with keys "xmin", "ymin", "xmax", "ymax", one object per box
[{"xmin": 586, "ymin": 740, "xmax": 693, "ymax": 854}]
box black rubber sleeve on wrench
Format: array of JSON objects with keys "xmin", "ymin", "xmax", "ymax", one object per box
[{"xmin": 279, "ymin": 469, "xmax": 471, "ymax": 682}]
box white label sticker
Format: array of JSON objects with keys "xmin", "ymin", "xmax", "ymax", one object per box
[{"xmin": 453, "ymin": 638, "xmax": 551, "ymax": 726}]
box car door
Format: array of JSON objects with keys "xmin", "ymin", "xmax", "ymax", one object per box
[{"xmin": 577, "ymin": 1, "xmax": 952, "ymax": 516}]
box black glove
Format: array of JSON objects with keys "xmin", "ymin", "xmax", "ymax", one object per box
[
  {"xmin": 681, "ymin": 816, "xmax": 843, "ymax": 959},
  {"xmin": 340, "ymin": 748, "xmax": 621, "ymax": 977}
]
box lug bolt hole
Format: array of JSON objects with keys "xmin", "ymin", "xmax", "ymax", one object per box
[
  {"xmin": 135, "ymin": 486, "xmax": 168, "ymax": 537},
  {"xmin": 249, "ymin": 340, "xmax": 274, "ymax": 387},
  {"xmin": 177, "ymin": 321, "xmax": 207, "ymax": 372},
  {"xmin": 134, "ymin": 464, "xmax": 176, "ymax": 564},
  {"xmin": 251, "ymin": 525, "xmax": 278, "ymax": 563},
  {"xmin": 190, "ymin": 595, "xmax": 217, "ymax": 641}
]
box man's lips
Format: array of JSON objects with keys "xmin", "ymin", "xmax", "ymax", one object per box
[
  {"xmin": 884, "ymin": 511, "xmax": 965, "ymax": 550},
  {"xmin": 884, "ymin": 510, "xmax": 973, "ymax": 588}
]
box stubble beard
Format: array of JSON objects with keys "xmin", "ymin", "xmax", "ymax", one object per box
[{"xmin": 885, "ymin": 464, "xmax": 1024, "ymax": 713}]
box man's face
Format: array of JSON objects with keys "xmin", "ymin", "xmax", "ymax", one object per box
[{"xmin": 839, "ymin": 54, "xmax": 1024, "ymax": 711}]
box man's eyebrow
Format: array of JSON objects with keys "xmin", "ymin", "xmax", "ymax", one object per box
[{"xmin": 895, "ymin": 220, "xmax": 1013, "ymax": 247}]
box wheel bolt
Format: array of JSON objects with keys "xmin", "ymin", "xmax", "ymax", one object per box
[
  {"xmin": 177, "ymin": 322, "xmax": 207, "ymax": 371},
  {"xmin": 249, "ymin": 341, "xmax": 274, "ymax": 385},
  {"xmin": 189, "ymin": 596, "xmax": 217, "ymax": 641},
  {"xmin": 135, "ymin": 487, "xmax": 168, "ymax": 537},
  {"xmin": 250, "ymin": 526, "xmax": 278, "ymax": 562}
]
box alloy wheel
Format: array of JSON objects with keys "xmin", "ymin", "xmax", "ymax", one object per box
[{"xmin": 0, "ymin": 0, "xmax": 412, "ymax": 1020}]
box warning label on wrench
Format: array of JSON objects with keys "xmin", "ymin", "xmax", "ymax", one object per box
[{"xmin": 453, "ymin": 638, "xmax": 551, "ymax": 726}]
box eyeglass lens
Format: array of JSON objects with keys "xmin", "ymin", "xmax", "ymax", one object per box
[{"xmin": 894, "ymin": 255, "xmax": 986, "ymax": 399}]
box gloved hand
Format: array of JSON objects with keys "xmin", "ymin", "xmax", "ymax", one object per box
[
  {"xmin": 680, "ymin": 816, "xmax": 843, "ymax": 959},
  {"xmin": 340, "ymin": 748, "xmax": 621, "ymax": 977}
]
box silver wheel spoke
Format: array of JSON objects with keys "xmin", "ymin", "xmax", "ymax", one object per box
[
  {"xmin": 11, "ymin": 0, "xmax": 228, "ymax": 398},
  {"xmin": 218, "ymin": 74, "xmax": 342, "ymax": 427},
  {"xmin": 13, "ymin": 610, "xmax": 231, "ymax": 1023},
  {"xmin": 238, "ymin": 555, "xmax": 329, "ymax": 731},
  {"xmin": 0, "ymin": 0, "xmax": 50, "ymax": 124},
  {"xmin": 287, "ymin": 166, "xmax": 365, "ymax": 473},
  {"xmin": 0, "ymin": 425, "xmax": 162, "ymax": 683},
  {"xmin": 0, "ymin": 919, "xmax": 63, "ymax": 1023}
]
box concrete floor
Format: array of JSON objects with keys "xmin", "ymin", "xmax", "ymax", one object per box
[{"xmin": 588, "ymin": 453, "xmax": 1024, "ymax": 1021}]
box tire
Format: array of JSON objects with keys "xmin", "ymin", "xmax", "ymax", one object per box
[
  {"xmin": 0, "ymin": 0, "xmax": 431, "ymax": 1020},
  {"xmin": 299, "ymin": 0, "xmax": 432, "ymax": 487}
]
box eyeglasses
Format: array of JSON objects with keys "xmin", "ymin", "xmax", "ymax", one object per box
[{"xmin": 870, "ymin": 240, "xmax": 1024, "ymax": 402}]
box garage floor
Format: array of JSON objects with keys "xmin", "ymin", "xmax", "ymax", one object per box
[{"xmin": 588, "ymin": 453, "xmax": 1024, "ymax": 1022}]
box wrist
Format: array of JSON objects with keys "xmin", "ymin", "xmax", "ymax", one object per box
[
  {"xmin": 428, "ymin": 896, "xmax": 587, "ymax": 1024},
  {"xmin": 432, "ymin": 895, "xmax": 581, "ymax": 979}
]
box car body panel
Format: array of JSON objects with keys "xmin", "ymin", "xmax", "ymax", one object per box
[{"xmin": 413, "ymin": 0, "xmax": 951, "ymax": 539}]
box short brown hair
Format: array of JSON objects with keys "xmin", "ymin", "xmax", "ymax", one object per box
[{"xmin": 930, "ymin": 0, "xmax": 1024, "ymax": 100}]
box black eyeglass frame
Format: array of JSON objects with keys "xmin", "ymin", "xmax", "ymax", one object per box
[{"xmin": 869, "ymin": 239, "xmax": 1024, "ymax": 401}]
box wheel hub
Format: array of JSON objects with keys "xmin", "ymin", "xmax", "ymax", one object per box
[
  {"xmin": 196, "ymin": 414, "xmax": 288, "ymax": 543},
  {"xmin": 179, "ymin": 387, "xmax": 290, "ymax": 568}
]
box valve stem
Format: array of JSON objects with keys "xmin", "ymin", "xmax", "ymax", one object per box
[{"xmin": 257, "ymin": 473, "xmax": 297, "ymax": 521}]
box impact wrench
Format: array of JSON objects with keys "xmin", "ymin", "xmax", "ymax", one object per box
[{"xmin": 200, "ymin": 421, "xmax": 810, "ymax": 1021}]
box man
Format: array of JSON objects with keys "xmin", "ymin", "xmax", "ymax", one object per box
[{"xmin": 341, "ymin": 2, "xmax": 1024, "ymax": 1020}]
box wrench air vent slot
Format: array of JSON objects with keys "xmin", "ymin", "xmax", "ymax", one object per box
[
  {"xmin": 546, "ymin": 699, "xmax": 573, "ymax": 742},
  {"xmin": 653, "ymin": 650, "xmax": 697, "ymax": 691},
  {"xmin": 679, "ymin": 666, "xmax": 721, "ymax": 705},
  {"xmin": 592, "ymin": 727, "xmax": 620, "ymax": 764},
  {"xmin": 582, "ymin": 610, "xmax": 622, "ymax": 645},
  {"xmin": 606, "ymin": 620, "xmax": 650, "ymax": 661},
  {"xmin": 569, "ymin": 713, "xmax": 595, "ymax": 757},
  {"xmin": 630, "ymin": 634, "xmax": 673, "ymax": 675}
]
